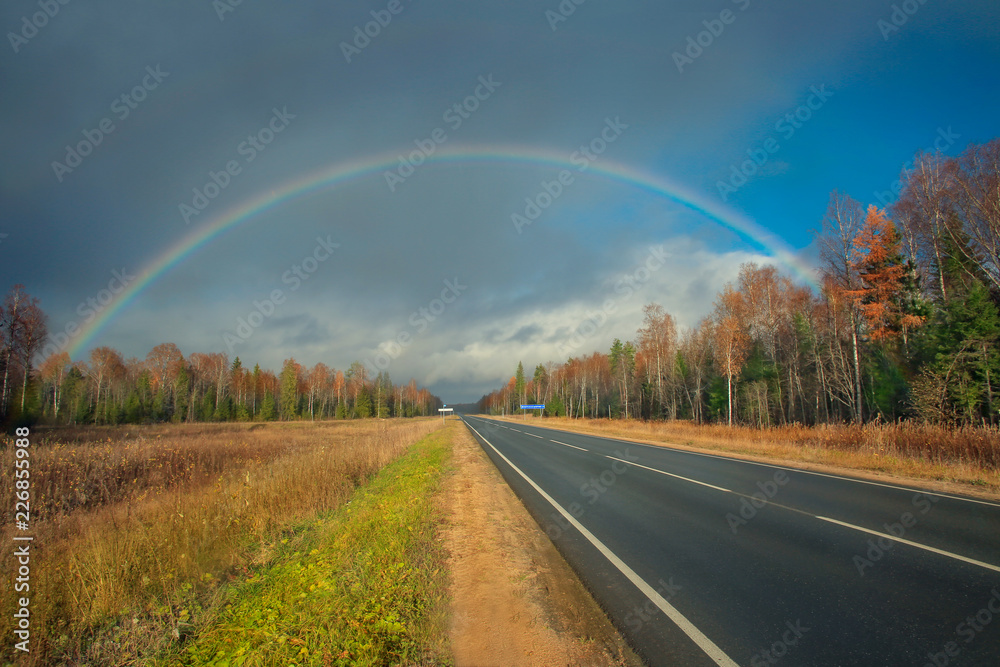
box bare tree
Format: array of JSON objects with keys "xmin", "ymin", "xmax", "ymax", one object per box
[
  {"xmin": 945, "ymin": 138, "xmax": 1000, "ymax": 291},
  {"xmin": 817, "ymin": 191, "xmax": 865, "ymax": 422},
  {"xmin": 712, "ymin": 285, "xmax": 749, "ymax": 426},
  {"xmin": 89, "ymin": 347, "xmax": 125, "ymax": 423}
]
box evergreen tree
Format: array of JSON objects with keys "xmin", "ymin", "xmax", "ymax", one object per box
[
  {"xmin": 259, "ymin": 392, "xmax": 277, "ymax": 421},
  {"xmin": 355, "ymin": 387, "xmax": 372, "ymax": 418},
  {"xmin": 514, "ymin": 361, "xmax": 526, "ymax": 407},
  {"xmin": 533, "ymin": 364, "xmax": 547, "ymax": 404},
  {"xmin": 234, "ymin": 402, "xmax": 251, "ymax": 421}
]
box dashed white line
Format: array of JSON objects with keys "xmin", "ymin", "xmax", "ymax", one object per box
[
  {"xmin": 608, "ymin": 456, "xmax": 1000, "ymax": 574},
  {"xmin": 551, "ymin": 439, "xmax": 588, "ymax": 452},
  {"xmin": 508, "ymin": 426, "xmax": 1000, "ymax": 507},
  {"xmin": 606, "ymin": 456, "xmax": 733, "ymax": 494},
  {"xmin": 816, "ymin": 516, "xmax": 1000, "ymax": 574},
  {"xmin": 479, "ymin": 418, "xmax": 1000, "ymax": 508},
  {"xmin": 474, "ymin": 417, "xmax": 1000, "ymax": 574}
]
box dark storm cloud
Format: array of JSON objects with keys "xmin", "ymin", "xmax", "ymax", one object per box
[{"xmin": 2, "ymin": 0, "xmax": 998, "ymax": 401}]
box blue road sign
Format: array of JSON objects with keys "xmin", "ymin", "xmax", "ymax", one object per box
[{"xmin": 520, "ymin": 405, "xmax": 545, "ymax": 409}]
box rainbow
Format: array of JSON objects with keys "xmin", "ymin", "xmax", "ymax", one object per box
[{"xmin": 67, "ymin": 144, "xmax": 817, "ymax": 359}]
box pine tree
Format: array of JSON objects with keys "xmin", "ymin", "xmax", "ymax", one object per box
[
  {"xmin": 259, "ymin": 392, "xmax": 277, "ymax": 421},
  {"xmin": 514, "ymin": 362, "xmax": 526, "ymax": 408},
  {"xmin": 533, "ymin": 364, "xmax": 547, "ymax": 404}
]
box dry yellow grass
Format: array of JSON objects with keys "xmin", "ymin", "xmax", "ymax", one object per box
[
  {"xmin": 498, "ymin": 416, "xmax": 1000, "ymax": 498},
  {"xmin": 0, "ymin": 418, "xmax": 442, "ymax": 665}
]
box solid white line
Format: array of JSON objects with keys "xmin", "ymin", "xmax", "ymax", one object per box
[
  {"xmin": 481, "ymin": 419, "xmax": 1000, "ymax": 508},
  {"xmin": 815, "ymin": 516, "xmax": 1000, "ymax": 574},
  {"xmin": 607, "ymin": 456, "xmax": 733, "ymax": 494},
  {"xmin": 551, "ymin": 439, "xmax": 588, "ymax": 452},
  {"xmin": 611, "ymin": 455, "xmax": 1000, "ymax": 574},
  {"xmin": 465, "ymin": 422, "xmax": 738, "ymax": 667}
]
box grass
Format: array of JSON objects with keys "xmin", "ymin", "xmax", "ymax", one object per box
[
  {"xmin": 0, "ymin": 419, "xmax": 443, "ymax": 665},
  {"xmin": 152, "ymin": 425, "xmax": 454, "ymax": 667},
  {"xmin": 499, "ymin": 416, "xmax": 1000, "ymax": 497}
]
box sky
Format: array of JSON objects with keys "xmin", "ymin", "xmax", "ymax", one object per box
[{"xmin": 1, "ymin": 1, "xmax": 998, "ymax": 403}]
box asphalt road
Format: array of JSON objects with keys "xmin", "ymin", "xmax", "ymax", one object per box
[{"xmin": 461, "ymin": 415, "xmax": 1000, "ymax": 667}]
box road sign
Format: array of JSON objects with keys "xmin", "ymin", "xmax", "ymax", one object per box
[
  {"xmin": 520, "ymin": 405, "xmax": 545, "ymax": 409},
  {"xmin": 438, "ymin": 407, "xmax": 454, "ymax": 422}
]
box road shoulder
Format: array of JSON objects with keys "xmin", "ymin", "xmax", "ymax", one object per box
[{"xmin": 442, "ymin": 421, "xmax": 642, "ymax": 666}]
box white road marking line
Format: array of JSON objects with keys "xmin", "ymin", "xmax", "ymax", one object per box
[
  {"xmin": 482, "ymin": 419, "xmax": 1000, "ymax": 509},
  {"xmin": 606, "ymin": 456, "xmax": 733, "ymax": 494},
  {"xmin": 551, "ymin": 439, "xmax": 588, "ymax": 452},
  {"xmin": 607, "ymin": 453, "xmax": 1000, "ymax": 574},
  {"xmin": 815, "ymin": 516, "xmax": 1000, "ymax": 574},
  {"xmin": 526, "ymin": 432, "xmax": 544, "ymax": 439},
  {"xmin": 465, "ymin": 422, "xmax": 738, "ymax": 667}
]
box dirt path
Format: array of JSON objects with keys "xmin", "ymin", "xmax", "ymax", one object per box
[{"xmin": 441, "ymin": 421, "xmax": 642, "ymax": 667}]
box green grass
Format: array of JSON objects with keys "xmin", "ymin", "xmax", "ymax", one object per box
[{"xmin": 151, "ymin": 427, "xmax": 454, "ymax": 667}]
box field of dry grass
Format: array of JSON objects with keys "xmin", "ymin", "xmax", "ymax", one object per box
[
  {"xmin": 499, "ymin": 416, "xmax": 1000, "ymax": 498},
  {"xmin": 0, "ymin": 418, "xmax": 442, "ymax": 665}
]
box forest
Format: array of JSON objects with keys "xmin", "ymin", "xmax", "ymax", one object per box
[
  {"xmin": 481, "ymin": 138, "xmax": 1000, "ymax": 428},
  {"xmin": 0, "ymin": 297, "xmax": 442, "ymax": 426}
]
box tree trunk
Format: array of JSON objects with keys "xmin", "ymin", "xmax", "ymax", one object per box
[
  {"xmin": 851, "ymin": 317, "xmax": 862, "ymax": 423},
  {"xmin": 727, "ymin": 369, "xmax": 733, "ymax": 426}
]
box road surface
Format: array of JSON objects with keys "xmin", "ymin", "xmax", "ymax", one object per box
[{"xmin": 461, "ymin": 415, "xmax": 1000, "ymax": 666}]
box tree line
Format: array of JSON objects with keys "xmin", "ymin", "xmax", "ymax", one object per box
[
  {"xmin": 481, "ymin": 138, "xmax": 1000, "ymax": 427},
  {"xmin": 0, "ymin": 292, "xmax": 441, "ymax": 425}
]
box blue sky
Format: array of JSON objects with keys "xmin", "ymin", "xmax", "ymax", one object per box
[{"xmin": 2, "ymin": 1, "xmax": 998, "ymax": 402}]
